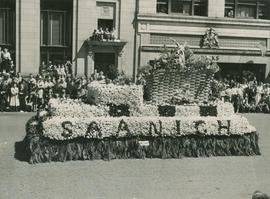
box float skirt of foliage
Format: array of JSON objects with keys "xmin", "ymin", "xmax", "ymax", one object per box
[
  {"xmin": 25, "ymin": 132, "xmax": 260, "ymax": 164},
  {"xmin": 24, "ymin": 117, "xmax": 260, "ymax": 164}
]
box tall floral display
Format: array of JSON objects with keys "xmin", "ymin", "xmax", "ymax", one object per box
[
  {"xmin": 144, "ymin": 41, "xmax": 219, "ymax": 103},
  {"xmin": 21, "ymin": 42, "xmax": 260, "ymax": 164}
]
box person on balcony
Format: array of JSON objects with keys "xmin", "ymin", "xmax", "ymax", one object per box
[
  {"xmin": 104, "ymin": 28, "xmax": 110, "ymax": 41},
  {"xmin": 111, "ymin": 28, "xmax": 117, "ymax": 41},
  {"xmin": 98, "ymin": 28, "xmax": 104, "ymax": 41},
  {"xmin": 1, "ymin": 48, "xmax": 11, "ymax": 73}
]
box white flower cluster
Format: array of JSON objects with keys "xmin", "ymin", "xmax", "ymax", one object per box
[
  {"xmin": 48, "ymin": 98, "xmax": 234, "ymax": 118},
  {"xmin": 131, "ymin": 105, "xmax": 159, "ymax": 117},
  {"xmin": 87, "ymin": 82, "xmax": 143, "ymax": 108},
  {"xmin": 216, "ymin": 101, "xmax": 235, "ymax": 117},
  {"xmin": 175, "ymin": 105, "xmax": 200, "ymax": 117},
  {"xmin": 48, "ymin": 98, "xmax": 110, "ymax": 118},
  {"xmin": 42, "ymin": 115, "xmax": 256, "ymax": 140}
]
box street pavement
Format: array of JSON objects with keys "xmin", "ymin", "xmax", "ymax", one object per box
[{"xmin": 0, "ymin": 112, "xmax": 269, "ymax": 199}]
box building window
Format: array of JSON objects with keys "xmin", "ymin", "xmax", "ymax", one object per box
[
  {"xmin": 156, "ymin": 0, "xmax": 207, "ymax": 16},
  {"xmin": 225, "ymin": 0, "xmax": 270, "ymax": 19},
  {"xmin": 41, "ymin": 11, "xmax": 72, "ymax": 46},
  {"xmin": 98, "ymin": 19, "xmax": 114, "ymax": 31},
  {"xmin": 40, "ymin": 0, "xmax": 72, "ymax": 65},
  {"xmin": 0, "ymin": 8, "xmax": 15, "ymax": 45},
  {"xmin": 97, "ymin": 2, "xmax": 117, "ymax": 33},
  {"xmin": 157, "ymin": 0, "xmax": 169, "ymax": 14},
  {"xmin": 40, "ymin": 11, "xmax": 72, "ymax": 64}
]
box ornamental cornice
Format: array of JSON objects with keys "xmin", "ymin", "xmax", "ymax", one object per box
[
  {"xmin": 137, "ymin": 14, "xmax": 270, "ymax": 28},
  {"xmin": 140, "ymin": 45, "xmax": 270, "ymax": 56}
]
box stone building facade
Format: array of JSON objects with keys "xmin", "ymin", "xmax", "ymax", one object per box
[{"xmin": 137, "ymin": 0, "xmax": 270, "ymax": 81}]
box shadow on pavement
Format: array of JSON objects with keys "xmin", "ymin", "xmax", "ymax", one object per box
[{"xmin": 14, "ymin": 139, "xmax": 29, "ymax": 162}]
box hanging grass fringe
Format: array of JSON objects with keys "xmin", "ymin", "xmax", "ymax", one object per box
[{"xmin": 24, "ymin": 117, "xmax": 260, "ymax": 164}]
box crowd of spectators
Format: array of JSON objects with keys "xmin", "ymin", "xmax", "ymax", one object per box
[
  {"xmin": 1, "ymin": 46, "xmax": 270, "ymax": 114},
  {"xmin": 211, "ymin": 71, "xmax": 270, "ymax": 113},
  {"xmin": 0, "ymin": 48, "xmax": 108, "ymax": 112}
]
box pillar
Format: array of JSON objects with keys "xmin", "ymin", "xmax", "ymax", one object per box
[
  {"xmin": 208, "ymin": 0, "xmax": 225, "ymax": 18},
  {"xmin": 16, "ymin": 0, "xmax": 40, "ymax": 75}
]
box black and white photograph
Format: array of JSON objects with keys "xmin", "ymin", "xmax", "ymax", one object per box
[{"xmin": 0, "ymin": 0, "xmax": 270, "ymax": 198}]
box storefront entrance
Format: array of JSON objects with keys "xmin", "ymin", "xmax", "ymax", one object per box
[{"xmin": 216, "ymin": 63, "xmax": 266, "ymax": 82}]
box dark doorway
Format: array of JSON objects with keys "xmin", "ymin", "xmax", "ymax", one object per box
[
  {"xmin": 94, "ymin": 53, "xmax": 116, "ymax": 79},
  {"xmin": 216, "ymin": 63, "xmax": 266, "ymax": 82}
]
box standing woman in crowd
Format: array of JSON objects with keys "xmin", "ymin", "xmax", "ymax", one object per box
[
  {"xmin": 28, "ymin": 74, "xmax": 37, "ymax": 111},
  {"xmin": 65, "ymin": 61, "xmax": 72, "ymax": 76},
  {"xmin": 255, "ymin": 82, "xmax": 263, "ymax": 105},
  {"xmin": 66, "ymin": 77, "xmax": 75, "ymax": 99},
  {"xmin": 1, "ymin": 48, "xmax": 12, "ymax": 73},
  {"xmin": 44, "ymin": 76, "xmax": 54, "ymax": 105},
  {"xmin": 60, "ymin": 64, "xmax": 66, "ymax": 78},
  {"xmin": 18, "ymin": 79, "xmax": 28, "ymax": 112},
  {"xmin": 0, "ymin": 47, "xmax": 3, "ymax": 72},
  {"xmin": 58, "ymin": 78, "xmax": 67, "ymax": 98},
  {"xmin": 9, "ymin": 61, "xmax": 15, "ymax": 75},
  {"xmin": 56, "ymin": 64, "xmax": 61, "ymax": 78},
  {"xmin": 0, "ymin": 73, "xmax": 12, "ymax": 111},
  {"xmin": 9, "ymin": 82, "xmax": 20, "ymax": 111},
  {"xmin": 36, "ymin": 75, "xmax": 45, "ymax": 109}
]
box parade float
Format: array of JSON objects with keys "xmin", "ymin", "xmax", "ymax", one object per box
[{"xmin": 23, "ymin": 43, "xmax": 260, "ymax": 164}]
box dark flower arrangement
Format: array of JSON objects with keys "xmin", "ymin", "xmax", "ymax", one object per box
[
  {"xmin": 108, "ymin": 103, "xmax": 130, "ymax": 117},
  {"xmin": 158, "ymin": 105, "xmax": 176, "ymax": 117}
]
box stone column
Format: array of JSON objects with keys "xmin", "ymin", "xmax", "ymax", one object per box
[
  {"xmin": 138, "ymin": 0, "xmax": 156, "ymax": 14},
  {"xmin": 72, "ymin": 0, "xmax": 78, "ymax": 76},
  {"xmin": 208, "ymin": 0, "xmax": 225, "ymax": 18},
  {"xmin": 16, "ymin": 0, "xmax": 40, "ymax": 75},
  {"xmin": 72, "ymin": 0, "xmax": 95, "ymax": 77},
  {"xmin": 267, "ymin": 38, "xmax": 270, "ymax": 51}
]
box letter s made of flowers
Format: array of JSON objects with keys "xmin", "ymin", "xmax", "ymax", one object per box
[{"xmin": 61, "ymin": 121, "xmax": 73, "ymax": 138}]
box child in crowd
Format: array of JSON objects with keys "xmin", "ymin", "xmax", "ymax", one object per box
[{"xmin": 9, "ymin": 82, "xmax": 20, "ymax": 111}]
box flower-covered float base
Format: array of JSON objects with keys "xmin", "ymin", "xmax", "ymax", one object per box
[{"xmin": 23, "ymin": 114, "xmax": 260, "ymax": 164}]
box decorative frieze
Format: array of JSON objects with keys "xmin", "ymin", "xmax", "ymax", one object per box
[{"xmin": 149, "ymin": 33, "xmax": 267, "ymax": 50}]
